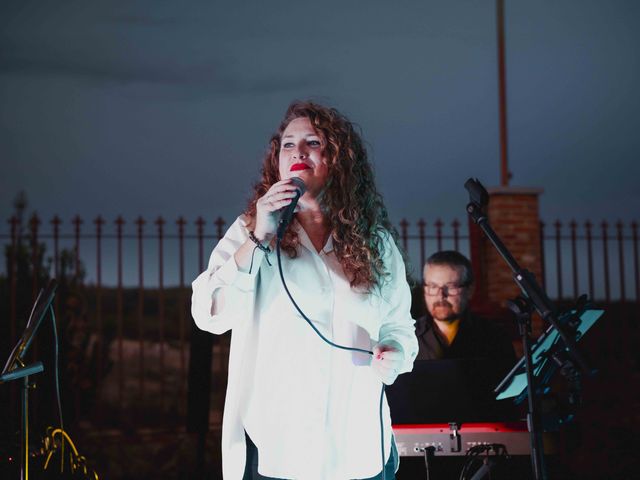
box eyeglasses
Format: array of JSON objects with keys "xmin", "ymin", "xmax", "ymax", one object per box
[{"xmin": 423, "ymin": 283, "xmax": 469, "ymax": 296}]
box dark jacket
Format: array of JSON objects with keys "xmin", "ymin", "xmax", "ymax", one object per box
[
  {"xmin": 415, "ymin": 311, "xmax": 517, "ymax": 366},
  {"xmin": 397, "ymin": 311, "xmax": 520, "ymax": 422}
]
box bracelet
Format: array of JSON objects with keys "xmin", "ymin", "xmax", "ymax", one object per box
[{"xmin": 248, "ymin": 230, "xmax": 271, "ymax": 254}]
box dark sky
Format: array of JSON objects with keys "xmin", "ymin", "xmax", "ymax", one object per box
[{"xmin": 2, "ymin": 0, "xmax": 639, "ymax": 231}]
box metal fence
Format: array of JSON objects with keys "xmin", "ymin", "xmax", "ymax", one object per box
[
  {"xmin": 541, "ymin": 220, "xmax": 639, "ymax": 303},
  {"xmin": 1, "ymin": 214, "xmax": 638, "ymax": 424},
  {"xmin": 2, "ymin": 214, "xmax": 228, "ymax": 426}
]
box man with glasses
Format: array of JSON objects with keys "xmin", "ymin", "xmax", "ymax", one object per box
[
  {"xmin": 389, "ymin": 251, "xmax": 519, "ymax": 478},
  {"xmin": 416, "ymin": 250, "xmax": 516, "ymax": 364}
]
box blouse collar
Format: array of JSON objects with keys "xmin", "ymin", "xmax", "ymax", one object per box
[{"xmin": 293, "ymin": 219, "xmax": 334, "ymax": 255}]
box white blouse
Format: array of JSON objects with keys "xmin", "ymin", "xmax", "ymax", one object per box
[{"xmin": 191, "ymin": 215, "xmax": 418, "ymax": 479}]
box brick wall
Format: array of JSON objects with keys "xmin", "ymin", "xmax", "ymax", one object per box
[
  {"xmin": 470, "ymin": 186, "xmax": 544, "ymax": 334},
  {"xmin": 485, "ymin": 187, "xmax": 543, "ymax": 302}
]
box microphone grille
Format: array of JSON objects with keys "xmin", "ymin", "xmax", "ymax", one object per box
[{"xmin": 290, "ymin": 177, "xmax": 307, "ymax": 195}]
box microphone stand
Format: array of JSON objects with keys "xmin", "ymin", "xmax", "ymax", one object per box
[
  {"xmin": 1, "ymin": 362, "xmax": 44, "ymax": 480},
  {"xmin": 464, "ymin": 179, "xmax": 593, "ymax": 480},
  {"xmin": 1, "ymin": 279, "xmax": 58, "ymax": 480}
]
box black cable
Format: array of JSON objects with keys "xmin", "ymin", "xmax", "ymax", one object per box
[
  {"xmin": 49, "ymin": 304, "xmax": 65, "ymax": 473},
  {"xmin": 49, "ymin": 305, "xmax": 64, "ymax": 432},
  {"xmin": 276, "ymin": 240, "xmax": 372, "ymax": 355},
  {"xmin": 248, "ymin": 245, "xmax": 259, "ymax": 274},
  {"xmin": 423, "ymin": 446, "xmax": 435, "ymax": 480},
  {"xmin": 459, "ymin": 444, "xmax": 509, "ymax": 480},
  {"xmin": 276, "ymin": 239, "xmax": 387, "ymax": 479},
  {"xmin": 249, "ymin": 243, "xmax": 273, "ymax": 276},
  {"xmin": 379, "ymin": 383, "xmax": 385, "ymax": 480}
]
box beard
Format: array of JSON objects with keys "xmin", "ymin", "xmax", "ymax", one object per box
[{"xmin": 429, "ymin": 300, "xmax": 461, "ymax": 322}]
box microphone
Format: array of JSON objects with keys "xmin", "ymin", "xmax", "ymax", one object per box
[
  {"xmin": 464, "ymin": 178, "xmax": 489, "ymax": 208},
  {"xmin": 277, "ymin": 177, "xmax": 306, "ymax": 240}
]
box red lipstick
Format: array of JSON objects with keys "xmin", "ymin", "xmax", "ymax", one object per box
[{"xmin": 290, "ymin": 163, "xmax": 311, "ymax": 172}]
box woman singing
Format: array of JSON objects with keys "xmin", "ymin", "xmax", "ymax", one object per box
[{"xmin": 192, "ymin": 101, "xmax": 417, "ymax": 479}]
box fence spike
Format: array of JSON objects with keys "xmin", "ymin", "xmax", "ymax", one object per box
[{"xmin": 214, "ymin": 217, "xmax": 226, "ymax": 240}]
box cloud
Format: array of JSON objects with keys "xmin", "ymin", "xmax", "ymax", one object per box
[{"xmin": 0, "ymin": 40, "xmax": 326, "ymax": 96}]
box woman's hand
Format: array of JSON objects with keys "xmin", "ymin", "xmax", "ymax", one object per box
[
  {"xmin": 371, "ymin": 341, "xmax": 404, "ymax": 385},
  {"xmin": 253, "ymin": 179, "xmax": 301, "ymax": 242}
]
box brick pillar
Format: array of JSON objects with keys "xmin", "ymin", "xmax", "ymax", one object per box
[{"xmin": 469, "ymin": 187, "xmax": 544, "ymax": 331}]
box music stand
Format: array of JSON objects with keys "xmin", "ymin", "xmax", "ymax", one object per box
[
  {"xmin": 1, "ymin": 279, "xmax": 57, "ymax": 480},
  {"xmin": 495, "ymin": 308, "xmax": 603, "ymax": 403}
]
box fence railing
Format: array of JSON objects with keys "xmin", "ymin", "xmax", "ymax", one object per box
[
  {"xmin": 1, "ymin": 214, "xmax": 638, "ymax": 426},
  {"xmin": 0, "ymin": 214, "xmax": 469, "ymax": 424},
  {"xmin": 541, "ymin": 220, "xmax": 639, "ymax": 303}
]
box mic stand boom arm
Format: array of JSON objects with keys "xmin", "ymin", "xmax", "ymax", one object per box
[{"xmin": 464, "ymin": 179, "xmax": 591, "ymax": 372}]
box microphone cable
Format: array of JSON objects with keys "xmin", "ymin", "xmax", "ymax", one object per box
[
  {"xmin": 50, "ymin": 306, "xmax": 64, "ymax": 436},
  {"xmin": 276, "ymin": 239, "xmax": 388, "ymax": 480}
]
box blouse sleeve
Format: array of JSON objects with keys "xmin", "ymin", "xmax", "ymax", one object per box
[
  {"xmin": 377, "ymin": 233, "xmax": 419, "ymax": 375},
  {"xmin": 191, "ymin": 215, "xmax": 267, "ymax": 335}
]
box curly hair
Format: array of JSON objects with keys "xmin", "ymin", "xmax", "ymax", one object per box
[{"xmin": 245, "ymin": 100, "xmax": 397, "ymax": 291}]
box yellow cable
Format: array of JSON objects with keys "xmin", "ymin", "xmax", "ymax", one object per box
[{"xmin": 42, "ymin": 428, "xmax": 99, "ymax": 479}]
